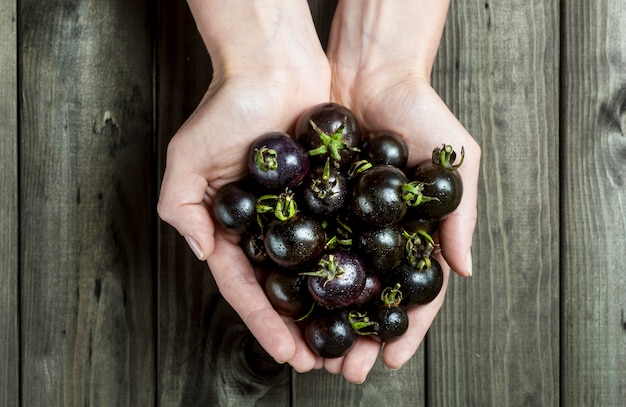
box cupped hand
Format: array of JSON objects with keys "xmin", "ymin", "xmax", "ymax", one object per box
[
  {"xmin": 157, "ymin": 66, "xmax": 331, "ymax": 372},
  {"xmin": 327, "ymin": 72, "xmax": 481, "ymax": 379}
]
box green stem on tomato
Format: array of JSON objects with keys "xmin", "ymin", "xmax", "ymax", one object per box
[
  {"xmin": 433, "ymin": 144, "xmax": 465, "ymax": 170},
  {"xmin": 348, "ymin": 311, "xmax": 379, "ymax": 336},
  {"xmin": 254, "ymin": 146, "xmax": 278, "ymax": 172},
  {"xmin": 402, "ymin": 181, "xmax": 440, "ymax": 207}
]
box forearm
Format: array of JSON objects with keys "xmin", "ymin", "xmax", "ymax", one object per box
[
  {"xmin": 328, "ymin": 0, "xmax": 450, "ymax": 80},
  {"xmin": 187, "ymin": 0, "xmax": 327, "ymax": 76}
]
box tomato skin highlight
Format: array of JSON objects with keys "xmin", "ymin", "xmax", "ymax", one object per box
[
  {"xmin": 406, "ymin": 146, "xmax": 464, "ymax": 220},
  {"xmin": 359, "ymin": 130, "xmax": 409, "ymax": 169},
  {"xmin": 351, "ymin": 165, "xmax": 409, "ymax": 227},
  {"xmin": 384, "ymin": 257, "xmax": 444, "ymax": 308},
  {"xmin": 263, "ymin": 215, "xmax": 326, "ymax": 269},
  {"xmin": 305, "ymin": 250, "xmax": 367, "ymax": 309},
  {"xmin": 369, "ymin": 304, "xmax": 409, "ymax": 343},
  {"xmin": 304, "ymin": 310, "xmax": 357, "ymax": 358},
  {"xmin": 248, "ymin": 132, "xmax": 310, "ymax": 190},
  {"xmin": 212, "ymin": 181, "xmax": 257, "ymax": 234},
  {"xmin": 264, "ymin": 267, "xmax": 313, "ymax": 319}
]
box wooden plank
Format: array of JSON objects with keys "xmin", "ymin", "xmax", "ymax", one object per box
[
  {"xmin": 0, "ymin": 0, "xmax": 18, "ymax": 405},
  {"xmin": 292, "ymin": 355, "xmax": 425, "ymax": 406},
  {"xmin": 18, "ymin": 0, "xmax": 156, "ymax": 404},
  {"xmin": 155, "ymin": 1, "xmax": 290, "ymax": 405},
  {"xmin": 307, "ymin": 0, "xmax": 337, "ymax": 49},
  {"xmin": 429, "ymin": 1, "xmax": 560, "ymax": 405},
  {"xmin": 561, "ymin": 0, "xmax": 626, "ymax": 405}
]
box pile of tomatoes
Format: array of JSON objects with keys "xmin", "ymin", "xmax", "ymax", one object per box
[{"xmin": 212, "ymin": 102, "xmax": 464, "ymax": 358}]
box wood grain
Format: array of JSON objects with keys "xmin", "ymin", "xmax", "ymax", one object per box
[
  {"xmin": 429, "ymin": 1, "xmax": 560, "ymax": 405},
  {"xmin": 0, "ymin": 0, "xmax": 18, "ymax": 405},
  {"xmin": 18, "ymin": 0, "xmax": 156, "ymax": 404},
  {"xmin": 561, "ymin": 1, "xmax": 626, "ymax": 405},
  {"xmin": 6, "ymin": 0, "xmax": 626, "ymax": 405}
]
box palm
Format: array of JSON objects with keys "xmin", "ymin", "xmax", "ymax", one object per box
[
  {"xmin": 158, "ymin": 71, "xmax": 330, "ymax": 370},
  {"xmin": 331, "ymin": 75, "xmax": 480, "ymax": 370}
]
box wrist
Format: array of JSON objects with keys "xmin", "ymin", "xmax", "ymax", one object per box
[
  {"xmin": 328, "ymin": 0, "xmax": 449, "ymax": 83},
  {"xmin": 188, "ymin": 0, "xmax": 329, "ymax": 79}
]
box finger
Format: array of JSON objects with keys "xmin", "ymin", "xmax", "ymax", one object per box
[
  {"xmin": 157, "ymin": 139, "xmax": 216, "ymax": 260},
  {"xmin": 340, "ymin": 337, "xmax": 381, "ymax": 384},
  {"xmin": 284, "ymin": 319, "xmax": 322, "ymax": 373},
  {"xmin": 439, "ymin": 140, "xmax": 481, "ymax": 277},
  {"xmin": 381, "ymin": 257, "xmax": 450, "ymax": 369},
  {"xmin": 208, "ymin": 235, "xmax": 296, "ymax": 364},
  {"xmin": 323, "ymin": 356, "xmax": 345, "ymax": 375}
]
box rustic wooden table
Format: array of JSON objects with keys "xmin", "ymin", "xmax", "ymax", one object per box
[{"xmin": 2, "ymin": 0, "xmax": 625, "ymax": 406}]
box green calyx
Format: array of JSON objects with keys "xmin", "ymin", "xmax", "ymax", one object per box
[
  {"xmin": 348, "ymin": 159, "xmax": 373, "ymax": 179},
  {"xmin": 299, "ymin": 254, "xmax": 344, "ymax": 285},
  {"xmin": 381, "ymin": 283, "xmax": 403, "ymax": 307},
  {"xmin": 310, "ymin": 159, "xmax": 338, "ymax": 199},
  {"xmin": 323, "ymin": 216, "xmax": 353, "ymax": 249},
  {"xmin": 256, "ymin": 190, "xmax": 298, "ymax": 223},
  {"xmin": 348, "ymin": 311, "xmax": 379, "ymax": 336},
  {"xmin": 254, "ymin": 146, "xmax": 278, "ymax": 172},
  {"xmin": 403, "ymin": 230, "xmax": 436, "ymax": 270},
  {"xmin": 433, "ymin": 144, "xmax": 465, "ymax": 170},
  {"xmin": 324, "ymin": 235, "xmax": 352, "ymax": 250},
  {"xmin": 307, "ymin": 117, "xmax": 359, "ymax": 163},
  {"xmin": 402, "ymin": 181, "xmax": 439, "ymax": 207}
]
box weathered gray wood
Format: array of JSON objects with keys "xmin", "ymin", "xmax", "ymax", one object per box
[
  {"xmin": 307, "ymin": 0, "xmax": 337, "ymax": 49},
  {"xmin": 292, "ymin": 355, "xmax": 425, "ymax": 407},
  {"xmin": 0, "ymin": 0, "xmax": 18, "ymax": 405},
  {"xmin": 561, "ymin": 1, "xmax": 626, "ymax": 405},
  {"xmin": 155, "ymin": 1, "xmax": 290, "ymax": 405},
  {"xmin": 8, "ymin": 0, "xmax": 626, "ymax": 405},
  {"xmin": 429, "ymin": 1, "xmax": 560, "ymax": 405},
  {"xmin": 19, "ymin": 0, "xmax": 155, "ymax": 404}
]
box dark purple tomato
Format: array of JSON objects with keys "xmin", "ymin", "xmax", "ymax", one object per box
[
  {"xmin": 295, "ymin": 103, "xmax": 361, "ymax": 168},
  {"xmin": 352, "ymin": 272, "xmax": 383, "ymax": 308},
  {"xmin": 248, "ymin": 132, "xmax": 310, "ymax": 190},
  {"xmin": 305, "ymin": 250, "xmax": 367, "ymax": 309},
  {"xmin": 264, "ymin": 267, "xmax": 313, "ymax": 319},
  {"xmin": 406, "ymin": 145, "xmax": 464, "ymax": 220},
  {"xmin": 360, "ymin": 131, "xmax": 409, "ymax": 169},
  {"xmin": 304, "ymin": 310, "xmax": 357, "ymax": 358},
  {"xmin": 240, "ymin": 231, "xmax": 267, "ymax": 265},
  {"xmin": 384, "ymin": 257, "xmax": 444, "ymax": 308},
  {"xmin": 355, "ymin": 224, "xmax": 407, "ymax": 273},
  {"xmin": 301, "ymin": 161, "xmax": 349, "ymax": 216},
  {"xmin": 212, "ymin": 181, "xmax": 257, "ymax": 234},
  {"xmin": 263, "ymin": 214, "xmax": 325, "ymax": 269},
  {"xmin": 369, "ymin": 303, "xmax": 409, "ymax": 343},
  {"xmin": 402, "ymin": 215, "xmax": 440, "ymax": 237},
  {"xmin": 351, "ymin": 165, "xmax": 409, "ymax": 227}
]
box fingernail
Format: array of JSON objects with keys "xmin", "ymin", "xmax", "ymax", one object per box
[
  {"xmin": 185, "ymin": 236, "xmax": 204, "ymax": 260},
  {"xmin": 466, "ymin": 250, "xmax": 473, "ymax": 277}
]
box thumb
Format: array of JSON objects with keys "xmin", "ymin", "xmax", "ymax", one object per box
[
  {"xmin": 438, "ymin": 143, "xmax": 480, "ymax": 277},
  {"xmin": 158, "ymin": 163, "xmax": 216, "ymax": 261}
]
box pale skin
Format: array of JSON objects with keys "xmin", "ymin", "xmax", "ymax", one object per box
[{"xmin": 158, "ymin": 0, "xmax": 480, "ymax": 384}]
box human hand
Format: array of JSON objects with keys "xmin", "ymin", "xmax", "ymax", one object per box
[
  {"xmin": 332, "ymin": 76, "xmax": 480, "ymax": 375},
  {"xmin": 157, "ymin": 0, "xmax": 331, "ymax": 373},
  {"xmin": 323, "ymin": 0, "xmax": 481, "ymax": 382}
]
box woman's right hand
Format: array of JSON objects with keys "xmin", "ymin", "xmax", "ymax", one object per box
[{"xmin": 158, "ymin": 0, "xmax": 331, "ymax": 373}]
